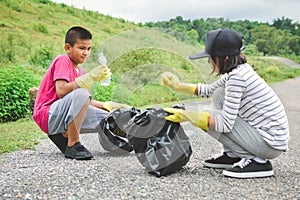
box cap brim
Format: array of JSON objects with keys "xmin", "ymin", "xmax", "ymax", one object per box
[{"xmin": 188, "ymin": 51, "xmax": 210, "ymax": 59}]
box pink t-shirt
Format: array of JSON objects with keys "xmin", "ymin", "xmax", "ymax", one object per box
[{"xmin": 33, "ymin": 55, "xmax": 84, "ymax": 134}]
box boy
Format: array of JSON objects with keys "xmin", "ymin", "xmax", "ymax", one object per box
[
  {"xmin": 161, "ymin": 28, "xmax": 289, "ymax": 178},
  {"xmin": 33, "ymin": 26, "xmax": 125, "ymax": 160}
]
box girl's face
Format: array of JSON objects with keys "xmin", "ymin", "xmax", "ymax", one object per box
[
  {"xmin": 208, "ymin": 57, "xmax": 220, "ymax": 73},
  {"xmin": 65, "ymin": 39, "xmax": 92, "ymax": 67}
]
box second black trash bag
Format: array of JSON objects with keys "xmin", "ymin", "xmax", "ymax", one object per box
[
  {"xmin": 125, "ymin": 108, "xmax": 192, "ymax": 177},
  {"xmin": 98, "ymin": 108, "xmax": 140, "ymax": 154}
]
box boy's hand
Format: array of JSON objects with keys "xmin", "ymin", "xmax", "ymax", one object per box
[
  {"xmin": 161, "ymin": 72, "xmax": 196, "ymax": 95},
  {"xmin": 164, "ymin": 108, "xmax": 210, "ymax": 131},
  {"xmin": 103, "ymin": 101, "xmax": 131, "ymax": 112},
  {"xmin": 75, "ymin": 65, "xmax": 112, "ymax": 89}
]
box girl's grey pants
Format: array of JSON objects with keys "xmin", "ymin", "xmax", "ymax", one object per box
[{"xmin": 205, "ymin": 87, "xmax": 282, "ymax": 160}]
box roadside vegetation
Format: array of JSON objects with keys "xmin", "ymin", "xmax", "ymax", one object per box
[
  {"xmin": 1, "ymin": 0, "xmax": 300, "ymax": 154},
  {"xmin": 145, "ymin": 16, "xmax": 300, "ymax": 63}
]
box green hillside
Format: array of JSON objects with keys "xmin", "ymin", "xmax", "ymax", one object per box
[
  {"xmin": 0, "ymin": 0, "xmax": 213, "ymax": 81},
  {"xmin": 0, "ymin": 0, "xmax": 137, "ymax": 66},
  {"xmin": 0, "ymin": 0, "xmax": 215, "ymax": 107}
]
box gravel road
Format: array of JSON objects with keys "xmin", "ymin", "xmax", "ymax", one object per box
[{"xmin": 1, "ymin": 57, "xmax": 299, "ymax": 200}]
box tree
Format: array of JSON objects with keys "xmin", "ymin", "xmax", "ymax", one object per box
[
  {"xmin": 252, "ymin": 25, "xmax": 279, "ymax": 55},
  {"xmin": 144, "ymin": 16, "xmax": 300, "ymax": 56},
  {"xmin": 186, "ymin": 29, "xmax": 199, "ymax": 43},
  {"xmin": 272, "ymin": 17, "xmax": 297, "ymax": 34},
  {"xmin": 288, "ymin": 35, "xmax": 300, "ymax": 55},
  {"xmin": 251, "ymin": 25, "xmax": 296, "ymax": 55}
]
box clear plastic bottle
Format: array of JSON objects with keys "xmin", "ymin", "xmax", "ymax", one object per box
[{"xmin": 98, "ymin": 52, "xmax": 111, "ymax": 86}]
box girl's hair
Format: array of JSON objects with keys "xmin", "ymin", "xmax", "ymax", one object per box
[
  {"xmin": 65, "ymin": 26, "xmax": 92, "ymax": 46},
  {"xmin": 211, "ymin": 53, "xmax": 247, "ymax": 75}
]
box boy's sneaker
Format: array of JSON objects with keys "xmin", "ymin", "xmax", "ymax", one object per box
[
  {"xmin": 203, "ymin": 153, "xmax": 241, "ymax": 169},
  {"xmin": 65, "ymin": 142, "xmax": 93, "ymax": 160},
  {"xmin": 223, "ymin": 158, "xmax": 274, "ymax": 178},
  {"xmin": 48, "ymin": 133, "xmax": 68, "ymax": 154}
]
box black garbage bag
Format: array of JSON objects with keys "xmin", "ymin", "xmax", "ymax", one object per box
[
  {"xmin": 98, "ymin": 107, "xmax": 140, "ymax": 154},
  {"xmin": 125, "ymin": 108, "xmax": 192, "ymax": 177}
]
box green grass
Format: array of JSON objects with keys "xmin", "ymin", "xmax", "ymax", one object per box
[
  {"xmin": 0, "ymin": 118, "xmax": 47, "ymax": 155},
  {"xmin": 0, "ymin": 0, "xmax": 137, "ymax": 68},
  {"xmin": 249, "ymin": 56, "xmax": 300, "ymax": 84}
]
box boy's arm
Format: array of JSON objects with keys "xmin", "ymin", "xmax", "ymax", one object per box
[
  {"xmin": 90, "ymin": 100, "xmax": 105, "ymax": 109},
  {"xmin": 91, "ymin": 100, "xmax": 131, "ymax": 112},
  {"xmin": 55, "ymin": 80, "xmax": 130, "ymax": 112},
  {"xmin": 75, "ymin": 65, "xmax": 111, "ymax": 89},
  {"xmin": 55, "ymin": 79, "xmax": 80, "ymax": 98}
]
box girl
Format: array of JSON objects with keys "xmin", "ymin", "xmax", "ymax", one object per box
[{"xmin": 161, "ymin": 28, "xmax": 289, "ymax": 178}]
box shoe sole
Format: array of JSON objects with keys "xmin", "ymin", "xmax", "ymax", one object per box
[
  {"xmin": 65, "ymin": 154, "xmax": 93, "ymax": 160},
  {"xmin": 222, "ymin": 169, "xmax": 274, "ymax": 178},
  {"xmin": 202, "ymin": 161, "xmax": 233, "ymax": 169}
]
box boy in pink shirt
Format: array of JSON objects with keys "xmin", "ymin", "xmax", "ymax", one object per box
[{"xmin": 33, "ymin": 26, "xmax": 126, "ymax": 160}]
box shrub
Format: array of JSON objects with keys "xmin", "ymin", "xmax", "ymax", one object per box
[
  {"xmin": 0, "ymin": 65, "xmax": 40, "ymax": 122},
  {"xmin": 90, "ymin": 81, "xmax": 116, "ymax": 102},
  {"xmin": 32, "ymin": 0, "xmax": 53, "ymax": 4},
  {"xmin": 0, "ymin": 35, "xmax": 16, "ymax": 64},
  {"xmin": 32, "ymin": 23, "xmax": 49, "ymax": 34},
  {"xmin": 244, "ymin": 44, "xmax": 262, "ymax": 56},
  {"xmin": 4, "ymin": 0, "xmax": 22, "ymax": 12},
  {"xmin": 29, "ymin": 45, "xmax": 55, "ymax": 68}
]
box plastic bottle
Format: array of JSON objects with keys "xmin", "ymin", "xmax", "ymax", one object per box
[{"xmin": 98, "ymin": 52, "xmax": 111, "ymax": 86}]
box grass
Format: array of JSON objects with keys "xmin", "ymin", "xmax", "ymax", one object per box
[
  {"xmin": 0, "ymin": 0, "xmax": 137, "ymax": 68},
  {"xmin": 0, "ymin": 117, "xmax": 47, "ymax": 155},
  {"xmin": 249, "ymin": 56, "xmax": 300, "ymax": 84}
]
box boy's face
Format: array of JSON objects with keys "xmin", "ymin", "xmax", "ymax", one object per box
[{"xmin": 65, "ymin": 39, "xmax": 92, "ymax": 66}]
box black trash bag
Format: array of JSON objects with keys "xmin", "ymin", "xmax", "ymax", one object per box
[
  {"xmin": 125, "ymin": 108, "xmax": 192, "ymax": 177},
  {"xmin": 98, "ymin": 107, "xmax": 140, "ymax": 154}
]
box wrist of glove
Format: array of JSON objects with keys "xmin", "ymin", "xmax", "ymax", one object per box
[
  {"xmin": 164, "ymin": 107, "xmax": 210, "ymax": 131},
  {"xmin": 161, "ymin": 72, "xmax": 196, "ymax": 95},
  {"xmin": 103, "ymin": 101, "xmax": 131, "ymax": 112},
  {"xmin": 75, "ymin": 65, "xmax": 112, "ymax": 89},
  {"xmin": 173, "ymin": 82, "xmax": 197, "ymax": 95}
]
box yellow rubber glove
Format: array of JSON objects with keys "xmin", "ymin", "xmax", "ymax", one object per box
[
  {"xmin": 103, "ymin": 101, "xmax": 131, "ymax": 112},
  {"xmin": 164, "ymin": 108, "xmax": 210, "ymax": 131},
  {"xmin": 75, "ymin": 65, "xmax": 112, "ymax": 89},
  {"xmin": 161, "ymin": 72, "xmax": 196, "ymax": 95}
]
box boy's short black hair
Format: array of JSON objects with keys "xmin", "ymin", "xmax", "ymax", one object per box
[{"xmin": 65, "ymin": 26, "xmax": 92, "ymax": 46}]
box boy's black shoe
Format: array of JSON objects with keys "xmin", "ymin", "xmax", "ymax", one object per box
[
  {"xmin": 48, "ymin": 133, "xmax": 68, "ymax": 154},
  {"xmin": 223, "ymin": 158, "xmax": 274, "ymax": 178},
  {"xmin": 65, "ymin": 142, "xmax": 93, "ymax": 160},
  {"xmin": 203, "ymin": 153, "xmax": 241, "ymax": 169}
]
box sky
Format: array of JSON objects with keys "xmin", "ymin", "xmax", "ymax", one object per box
[{"xmin": 53, "ymin": 0, "xmax": 300, "ymax": 24}]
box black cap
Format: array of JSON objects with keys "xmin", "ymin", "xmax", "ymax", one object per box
[{"xmin": 189, "ymin": 28, "xmax": 243, "ymax": 59}]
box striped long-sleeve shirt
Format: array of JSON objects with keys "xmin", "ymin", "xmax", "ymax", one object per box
[{"xmin": 197, "ymin": 63, "xmax": 289, "ymax": 150}]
